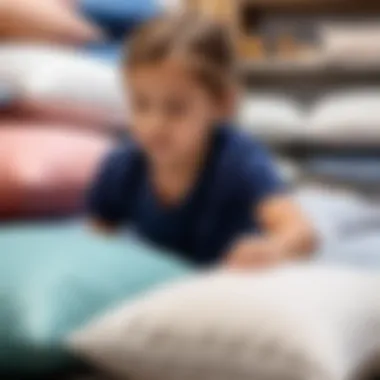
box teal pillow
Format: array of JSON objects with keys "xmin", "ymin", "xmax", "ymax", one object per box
[{"xmin": 0, "ymin": 223, "xmax": 191, "ymax": 377}]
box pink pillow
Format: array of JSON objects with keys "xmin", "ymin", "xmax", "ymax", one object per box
[
  {"xmin": 0, "ymin": 0, "xmax": 103, "ymax": 44},
  {"xmin": 0, "ymin": 124, "xmax": 113, "ymax": 219}
]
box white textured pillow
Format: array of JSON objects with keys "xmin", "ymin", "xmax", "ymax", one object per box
[
  {"xmin": 309, "ymin": 90, "xmax": 380, "ymax": 144},
  {"xmin": 321, "ymin": 24, "xmax": 380, "ymax": 64},
  {"xmin": 237, "ymin": 95, "xmax": 305, "ymax": 143},
  {"xmin": 69, "ymin": 265, "xmax": 380, "ymax": 380},
  {"xmin": 0, "ymin": 45, "xmax": 126, "ymax": 127}
]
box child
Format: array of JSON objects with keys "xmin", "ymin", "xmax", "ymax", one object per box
[{"xmin": 88, "ymin": 13, "xmax": 316, "ymax": 268}]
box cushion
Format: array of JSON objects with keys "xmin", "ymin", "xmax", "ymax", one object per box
[
  {"xmin": 0, "ymin": 223, "xmax": 190, "ymax": 377},
  {"xmin": 79, "ymin": 0, "xmax": 161, "ymax": 39},
  {"xmin": 0, "ymin": 45, "xmax": 126, "ymax": 132},
  {"xmin": 317, "ymin": 232, "xmax": 380, "ymax": 269},
  {"xmin": 0, "ymin": 125, "xmax": 112, "ymax": 219},
  {"xmin": 69, "ymin": 264, "xmax": 380, "ymax": 380},
  {"xmin": 0, "ymin": 0, "xmax": 102, "ymax": 44},
  {"xmin": 294, "ymin": 186, "xmax": 380, "ymax": 248},
  {"xmin": 305, "ymin": 157, "xmax": 380, "ymax": 186},
  {"xmin": 237, "ymin": 95, "xmax": 305, "ymax": 143},
  {"xmin": 84, "ymin": 43, "xmax": 123, "ymax": 63},
  {"xmin": 320, "ymin": 24, "xmax": 380, "ymax": 64},
  {"xmin": 308, "ymin": 90, "xmax": 380, "ymax": 144}
]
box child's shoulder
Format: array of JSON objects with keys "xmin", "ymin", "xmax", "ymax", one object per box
[
  {"xmin": 218, "ymin": 125, "xmax": 273, "ymax": 168},
  {"xmin": 215, "ymin": 125, "xmax": 283, "ymax": 199},
  {"xmin": 97, "ymin": 140, "xmax": 144, "ymax": 184}
]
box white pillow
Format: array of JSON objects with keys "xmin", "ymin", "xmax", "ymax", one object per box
[
  {"xmin": 320, "ymin": 24, "xmax": 380, "ymax": 64},
  {"xmin": 0, "ymin": 45, "xmax": 126, "ymax": 117},
  {"xmin": 308, "ymin": 90, "xmax": 380, "ymax": 144},
  {"xmin": 69, "ymin": 264, "xmax": 380, "ymax": 380},
  {"xmin": 237, "ymin": 95, "xmax": 305, "ymax": 143}
]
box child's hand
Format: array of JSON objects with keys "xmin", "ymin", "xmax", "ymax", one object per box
[{"xmin": 224, "ymin": 236, "xmax": 287, "ymax": 270}]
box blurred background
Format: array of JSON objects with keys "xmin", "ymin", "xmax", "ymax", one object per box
[
  {"xmin": 2, "ymin": 1, "xmax": 380, "ymax": 379},
  {"xmin": 2, "ymin": 0, "xmax": 380, "ymax": 225}
]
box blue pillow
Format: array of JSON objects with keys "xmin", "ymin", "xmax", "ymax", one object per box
[
  {"xmin": 80, "ymin": 0, "xmax": 161, "ymax": 39},
  {"xmin": 0, "ymin": 222, "xmax": 191, "ymax": 377},
  {"xmin": 84, "ymin": 42, "xmax": 124, "ymax": 63},
  {"xmin": 306, "ymin": 157, "xmax": 380, "ymax": 185}
]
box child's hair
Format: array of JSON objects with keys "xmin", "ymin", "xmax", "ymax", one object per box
[{"xmin": 125, "ymin": 12, "xmax": 236, "ymax": 100}]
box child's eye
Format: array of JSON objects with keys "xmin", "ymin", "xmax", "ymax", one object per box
[
  {"xmin": 133, "ymin": 97, "xmax": 151, "ymax": 112},
  {"xmin": 165, "ymin": 99, "xmax": 188, "ymax": 117}
]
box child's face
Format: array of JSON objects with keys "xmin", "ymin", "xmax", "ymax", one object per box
[{"xmin": 127, "ymin": 59, "xmax": 223, "ymax": 166}]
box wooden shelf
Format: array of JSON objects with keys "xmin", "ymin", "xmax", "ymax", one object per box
[
  {"xmin": 240, "ymin": 0, "xmax": 380, "ymax": 13},
  {"xmin": 240, "ymin": 59, "xmax": 380, "ymax": 74}
]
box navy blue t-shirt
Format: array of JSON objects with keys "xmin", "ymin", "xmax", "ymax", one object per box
[{"xmin": 88, "ymin": 126, "xmax": 284, "ymax": 266}]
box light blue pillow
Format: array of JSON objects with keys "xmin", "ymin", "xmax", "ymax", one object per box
[
  {"xmin": 84, "ymin": 43, "xmax": 124, "ymax": 62},
  {"xmin": 0, "ymin": 222, "xmax": 191, "ymax": 377},
  {"xmin": 306, "ymin": 157, "xmax": 380, "ymax": 185},
  {"xmin": 80, "ymin": 0, "xmax": 161, "ymax": 38}
]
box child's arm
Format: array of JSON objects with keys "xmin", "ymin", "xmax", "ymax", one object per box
[
  {"xmin": 225, "ymin": 195, "xmax": 317, "ymax": 269},
  {"xmin": 87, "ymin": 147, "xmax": 133, "ymax": 235},
  {"xmin": 223, "ymin": 141, "xmax": 317, "ymax": 269}
]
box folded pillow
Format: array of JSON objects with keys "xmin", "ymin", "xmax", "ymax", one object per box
[
  {"xmin": 0, "ymin": 0, "xmax": 102, "ymax": 44},
  {"xmin": 79, "ymin": 0, "xmax": 161, "ymax": 39},
  {"xmin": 308, "ymin": 90, "xmax": 380, "ymax": 145},
  {"xmin": 0, "ymin": 223, "xmax": 190, "ymax": 376},
  {"xmin": 0, "ymin": 125, "xmax": 112, "ymax": 219},
  {"xmin": 0, "ymin": 45, "xmax": 126, "ymax": 132},
  {"xmin": 305, "ymin": 157, "xmax": 380, "ymax": 186},
  {"xmin": 69, "ymin": 264, "xmax": 380, "ymax": 380},
  {"xmin": 237, "ymin": 95, "xmax": 305, "ymax": 143},
  {"xmin": 320, "ymin": 24, "xmax": 380, "ymax": 64}
]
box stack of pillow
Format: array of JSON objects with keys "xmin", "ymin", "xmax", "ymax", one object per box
[
  {"xmin": 0, "ymin": 45, "xmax": 125, "ymax": 219},
  {"xmin": 238, "ymin": 89, "xmax": 380, "ymax": 188},
  {"xmin": 0, "ymin": 0, "xmax": 181, "ymax": 220},
  {"xmin": 0, "ymin": 222, "xmax": 191, "ymax": 377},
  {"xmin": 2, "ymin": 221, "xmax": 379, "ymax": 379},
  {"xmin": 238, "ymin": 89, "xmax": 380, "ymax": 147}
]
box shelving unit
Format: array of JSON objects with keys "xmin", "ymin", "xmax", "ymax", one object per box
[{"xmin": 186, "ymin": 0, "xmax": 380, "ymax": 89}]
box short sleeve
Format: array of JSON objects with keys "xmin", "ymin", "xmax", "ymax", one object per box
[
  {"xmin": 87, "ymin": 145, "xmax": 138, "ymax": 225},
  {"xmin": 246, "ymin": 144, "xmax": 286, "ymax": 206}
]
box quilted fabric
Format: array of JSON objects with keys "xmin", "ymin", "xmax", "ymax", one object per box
[
  {"xmin": 69, "ymin": 264, "xmax": 380, "ymax": 380},
  {"xmin": 0, "ymin": 223, "xmax": 191, "ymax": 377}
]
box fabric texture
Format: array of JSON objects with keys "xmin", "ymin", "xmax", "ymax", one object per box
[
  {"xmin": 0, "ymin": 126, "xmax": 112, "ymax": 219},
  {"xmin": 308, "ymin": 90, "xmax": 380, "ymax": 144},
  {"xmin": 237, "ymin": 95, "xmax": 305, "ymax": 143},
  {"xmin": 0, "ymin": 45, "xmax": 126, "ymax": 131},
  {"xmin": 69, "ymin": 264, "xmax": 380, "ymax": 380},
  {"xmin": 305, "ymin": 157, "xmax": 380, "ymax": 186},
  {"xmin": 294, "ymin": 186, "xmax": 380, "ymax": 249},
  {"xmin": 79, "ymin": 0, "xmax": 161, "ymax": 39},
  {"xmin": 0, "ymin": 223, "xmax": 190, "ymax": 377},
  {"xmin": 88, "ymin": 126, "xmax": 285, "ymax": 265}
]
